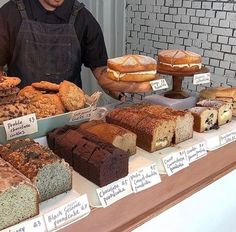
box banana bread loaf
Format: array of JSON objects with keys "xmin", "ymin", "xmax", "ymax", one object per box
[
  {"xmin": 0, "ymin": 139, "xmax": 72, "ymax": 202},
  {"xmin": 0, "ymin": 157, "xmax": 39, "ymax": 230}
]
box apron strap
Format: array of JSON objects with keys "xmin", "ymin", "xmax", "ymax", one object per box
[
  {"xmin": 14, "ymin": 0, "xmax": 28, "ymax": 20},
  {"xmin": 69, "ymin": 1, "xmax": 84, "ymax": 24}
]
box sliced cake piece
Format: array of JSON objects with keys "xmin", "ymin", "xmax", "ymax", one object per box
[
  {"xmin": 79, "ymin": 121, "xmax": 137, "ymax": 156},
  {"xmin": 0, "ymin": 157, "xmax": 39, "ymax": 230},
  {"xmin": 197, "ymin": 100, "xmax": 233, "ymax": 126},
  {"xmin": 0, "ymin": 140, "xmax": 72, "ymax": 202},
  {"xmin": 189, "ymin": 107, "xmax": 218, "ymax": 133}
]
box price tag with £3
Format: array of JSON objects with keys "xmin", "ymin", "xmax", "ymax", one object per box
[{"xmin": 150, "ymin": 79, "xmax": 169, "ymax": 91}]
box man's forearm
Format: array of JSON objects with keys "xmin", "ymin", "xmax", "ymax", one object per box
[{"xmin": 0, "ymin": 66, "xmax": 3, "ymax": 76}]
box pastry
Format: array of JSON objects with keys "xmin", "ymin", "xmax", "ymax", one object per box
[
  {"xmin": 0, "ymin": 87, "xmax": 20, "ymax": 97},
  {"xmin": 0, "ymin": 94, "xmax": 17, "ymax": 105},
  {"xmin": 0, "ymin": 157, "xmax": 39, "ymax": 230},
  {"xmin": 157, "ymin": 50, "xmax": 202, "ymax": 72},
  {"xmin": 197, "ymin": 100, "xmax": 233, "ymax": 126},
  {"xmin": 189, "ymin": 107, "xmax": 218, "ymax": 132},
  {"xmin": 0, "ymin": 76, "xmax": 21, "ymax": 90},
  {"xmin": 79, "ymin": 120, "xmax": 137, "ymax": 155},
  {"xmin": 32, "ymin": 81, "xmax": 60, "ymax": 91},
  {"xmin": 45, "ymin": 94, "xmax": 66, "ymax": 115},
  {"xmin": 199, "ymin": 87, "xmax": 228, "ymax": 101},
  {"xmin": 0, "ymin": 139, "xmax": 72, "ymax": 202},
  {"xmin": 59, "ymin": 80, "xmax": 86, "ymax": 111},
  {"xmin": 18, "ymin": 86, "xmax": 43, "ymax": 102},
  {"xmin": 107, "ymin": 54, "xmax": 157, "ymax": 82}
]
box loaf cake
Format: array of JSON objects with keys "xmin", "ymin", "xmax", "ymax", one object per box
[
  {"xmin": 0, "ymin": 157, "xmax": 39, "ymax": 230},
  {"xmin": 189, "ymin": 107, "xmax": 218, "ymax": 132},
  {"xmin": 106, "ymin": 107, "xmax": 175, "ymax": 152},
  {"xmin": 107, "ymin": 54, "xmax": 157, "ymax": 82},
  {"xmin": 0, "ymin": 139, "xmax": 72, "ymax": 202},
  {"xmin": 197, "ymin": 100, "xmax": 233, "ymax": 126},
  {"xmin": 79, "ymin": 120, "xmax": 137, "ymax": 156},
  {"xmin": 47, "ymin": 128, "xmax": 129, "ymax": 187},
  {"xmin": 157, "ymin": 50, "xmax": 202, "ymax": 73},
  {"xmin": 138, "ymin": 104, "xmax": 194, "ymax": 144}
]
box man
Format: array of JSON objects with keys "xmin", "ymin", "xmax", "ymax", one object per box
[{"xmin": 0, "ymin": 0, "xmax": 151, "ymax": 99}]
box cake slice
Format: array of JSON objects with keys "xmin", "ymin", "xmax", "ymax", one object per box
[
  {"xmin": 0, "ymin": 157, "xmax": 39, "ymax": 230},
  {"xmin": 0, "ymin": 140, "xmax": 72, "ymax": 202},
  {"xmin": 79, "ymin": 121, "xmax": 137, "ymax": 156},
  {"xmin": 197, "ymin": 100, "xmax": 233, "ymax": 126},
  {"xmin": 189, "ymin": 107, "xmax": 218, "ymax": 132}
]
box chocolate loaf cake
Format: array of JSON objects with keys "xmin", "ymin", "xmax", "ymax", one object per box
[
  {"xmin": 48, "ymin": 128, "xmax": 129, "ymax": 187},
  {"xmin": 0, "ymin": 157, "xmax": 39, "ymax": 230},
  {"xmin": 0, "ymin": 139, "xmax": 72, "ymax": 202},
  {"xmin": 79, "ymin": 121, "xmax": 137, "ymax": 156}
]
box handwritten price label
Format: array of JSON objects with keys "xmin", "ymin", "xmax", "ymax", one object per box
[
  {"xmin": 96, "ymin": 176, "xmax": 133, "ymax": 208},
  {"xmin": 129, "ymin": 164, "xmax": 161, "ymax": 193},
  {"xmin": 2, "ymin": 216, "xmax": 46, "ymax": 232},
  {"xmin": 3, "ymin": 114, "xmax": 38, "ymax": 141},
  {"xmin": 193, "ymin": 72, "xmax": 211, "ymax": 85},
  {"xmin": 185, "ymin": 142, "xmax": 207, "ymax": 163},
  {"xmin": 44, "ymin": 195, "xmax": 90, "ymax": 231},
  {"xmin": 162, "ymin": 150, "xmax": 189, "ymax": 176},
  {"xmin": 70, "ymin": 107, "xmax": 95, "ymax": 122},
  {"xmin": 150, "ymin": 79, "xmax": 169, "ymax": 91},
  {"xmin": 220, "ymin": 130, "xmax": 236, "ymax": 146}
]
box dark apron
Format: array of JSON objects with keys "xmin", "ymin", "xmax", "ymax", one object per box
[{"xmin": 8, "ymin": 0, "xmax": 83, "ymax": 88}]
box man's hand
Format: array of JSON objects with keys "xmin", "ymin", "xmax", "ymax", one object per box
[
  {"xmin": 0, "ymin": 67, "xmax": 3, "ymax": 76},
  {"xmin": 92, "ymin": 66, "xmax": 154, "ymax": 100}
]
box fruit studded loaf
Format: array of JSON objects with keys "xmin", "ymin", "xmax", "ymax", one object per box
[
  {"xmin": 197, "ymin": 100, "xmax": 233, "ymax": 126},
  {"xmin": 137, "ymin": 104, "xmax": 194, "ymax": 144},
  {"xmin": 0, "ymin": 157, "xmax": 39, "ymax": 230},
  {"xmin": 189, "ymin": 107, "xmax": 218, "ymax": 133},
  {"xmin": 106, "ymin": 107, "xmax": 175, "ymax": 152},
  {"xmin": 0, "ymin": 139, "xmax": 72, "ymax": 202},
  {"xmin": 48, "ymin": 128, "xmax": 129, "ymax": 187},
  {"xmin": 79, "ymin": 120, "xmax": 137, "ymax": 156}
]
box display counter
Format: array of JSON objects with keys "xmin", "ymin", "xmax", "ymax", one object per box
[{"xmin": 61, "ymin": 141, "xmax": 236, "ymax": 232}]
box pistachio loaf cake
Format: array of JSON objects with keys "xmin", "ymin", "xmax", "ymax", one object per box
[
  {"xmin": 0, "ymin": 157, "xmax": 39, "ymax": 230},
  {"xmin": 0, "ymin": 139, "xmax": 72, "ymax": 202}
]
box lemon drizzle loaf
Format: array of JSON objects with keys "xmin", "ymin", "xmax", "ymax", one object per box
[
  {"xmin": 0, "ymin": 139, "xmax": 72, "ymax": 202},
  {"xmin": 0, "ymin": 157, "xmax": 39, "ymax": 230}
]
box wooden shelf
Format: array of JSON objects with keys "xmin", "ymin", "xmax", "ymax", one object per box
[{"xmin": 62, "ymin": 142, "xmax": 236, "ymax": 232}]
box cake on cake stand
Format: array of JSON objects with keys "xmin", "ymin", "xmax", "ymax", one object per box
[{"xmin": 156, "ymin": 66, "xmax": 210, "ymax": 99}]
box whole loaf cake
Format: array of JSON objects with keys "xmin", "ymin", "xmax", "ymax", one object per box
[
  {"xmin": 0, "ymin": 157, "xmax": 39, "ymax": 230},
  {"xmin": 0, "ymin": 139, "xmax": 72, "ymax": 202},
  {"xmin": 48, "ymin": 128, "xmax": 129, "ymax": 187}
]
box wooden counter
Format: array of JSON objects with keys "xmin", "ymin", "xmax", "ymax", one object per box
[{"xmin": 62, "ymin": 142, "xmax": 236, "ymax": 232}]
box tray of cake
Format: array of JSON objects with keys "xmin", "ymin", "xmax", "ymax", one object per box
[{"xmin": 0, "ymin": 76, "xmax": 102, "ymax": 144}]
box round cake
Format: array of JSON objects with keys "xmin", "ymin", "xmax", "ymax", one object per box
[{"xmin": 157, "ymin": 50, "xmax": 202, "ymax": 73}]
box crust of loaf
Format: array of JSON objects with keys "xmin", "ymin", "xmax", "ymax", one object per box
[
  {"xmin": 108, "ymin": 54, "xmax": 157, "ymax": 73},
  {"xmin": 107, "ymin": 71, "xmax": 156, "ymax": 82},
  {"xmin": 200, "ymin": 87, "xmax": 231, "ymax": 100}
]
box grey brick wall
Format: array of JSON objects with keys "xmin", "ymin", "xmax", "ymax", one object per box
[{"xmin": 126, "ymin": 0, "xmax": 236, "ymax": 93}]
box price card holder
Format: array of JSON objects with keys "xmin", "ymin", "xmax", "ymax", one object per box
[
  {"xmin": 162, "ymin": 150, "xmax": 189, "ymax": 176},
  {"xmin": 185, "ymin": 142, "xmax": 207, "ymax": 164},
  {"xmin": 2, "ymin": 216, "xmax": 46, "ymax": 232},
  {"xmin": 129, "ymin": 164, "xmax": 161, "ymax": 193},
  {"xmin": 150, "ymin": 79, "xmax": 169, "ymax": 91},
  {"xmin": 96, "ymin": 176, "xmax": 133, "ymax": 208},
  {"xmin": 193, "ymin": 72, "xmax": 210, "ymax": 85},
  {"xmin": 3, "ymin": 113, "xmax": 38, "ymax": 141},
  {"xmin": 220, "ymin": 129, "xmax": 236, "ymax": 146},
  {"xmin": 44, "ymin": 194, "xmax": 90, "ymax": 232},
  {"xmin": 70, "ymin": 106, "xmax": 95, "ymax": 122}
]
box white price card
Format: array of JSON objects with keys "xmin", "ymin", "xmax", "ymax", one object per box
[
  {"xmin": 70, "ymin": 106, "xmax": 95, "ymax": 122},
  {"xmin": 220, "ymin": 129, "xmax": 236, "ymax": 146},
  {"xmin": 193, "ymin": 72, "xmax": 211, "ymax": 85},
  {"xmin": 3, "ymin": 113, "xmax": 38, "ymax": 141},
  {"xmin": 96, "ymin": 176, "xmax": 133, "ymax": 208},
  {"xmin": 185, "ymin": 142, "xmax": 207, "ymax": 163},
  {"xmin": 44, "ymin": 194, "xmax": 90, "ymax": 232},
  {"xmin": 162, "ymin": 150, "xmax": 189, "ymax": 176},
  {"xmin": 150, "ymin": 79, "xmax": 169, "ymax": 91},
  {"xmin": 2, "ymin": 216, "xmax": 46, "ymax": 232},
  {"xmin": 129, "ymin": 164, "xmax": 161, "ymax": 193}
]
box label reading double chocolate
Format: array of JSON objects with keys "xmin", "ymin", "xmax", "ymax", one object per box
[{"xmin": 3, "ymin": 114, "xmax": 38, "ymax": 141}]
